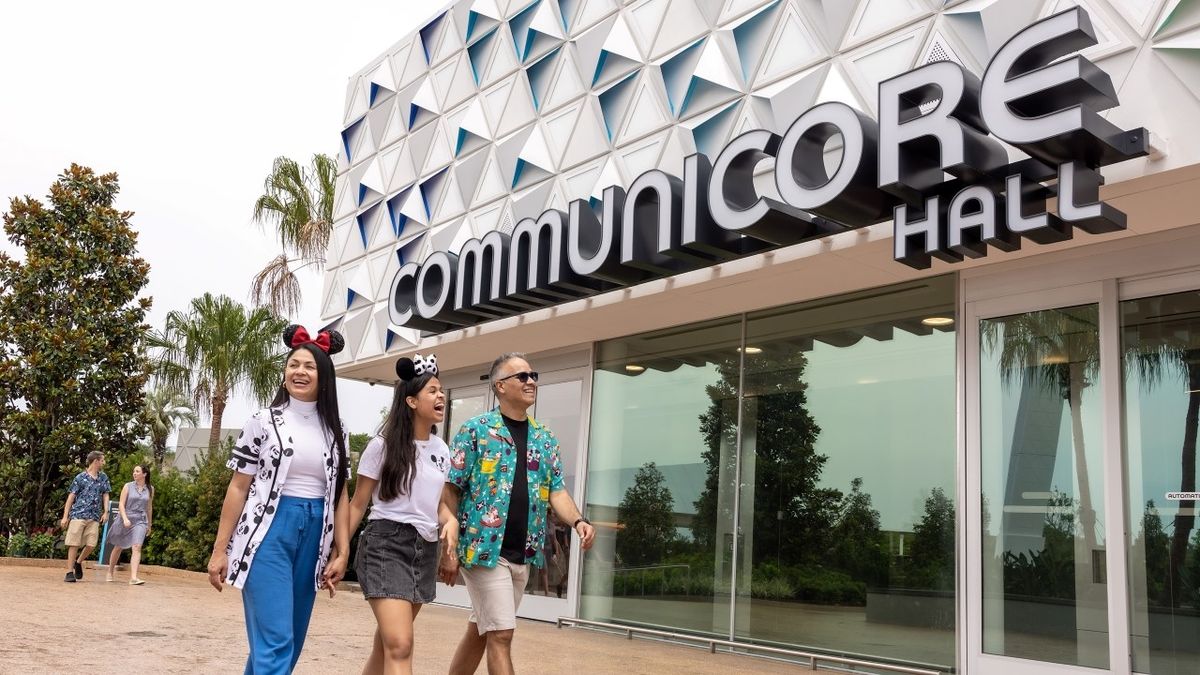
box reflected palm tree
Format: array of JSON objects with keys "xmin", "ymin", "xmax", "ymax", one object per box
[
  {"xmin": 983, "ymin": 306, "xmax": 1102, "ymax": 556},
  {"xmin": 1122, "ymin": 293, "xmax": 1200, "ymax": 606},
  {"xmin": 989, "ymin": 297, "xmax": 1200, "ymax": 607}
]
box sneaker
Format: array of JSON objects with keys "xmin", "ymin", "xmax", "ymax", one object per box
[
  {"xmin": 73, "ymin": 562, "xmax": 83, "ymax": 579},
  {"xmin": 64, "ymin": 572, "xmax": 76, "ymax": 583}
]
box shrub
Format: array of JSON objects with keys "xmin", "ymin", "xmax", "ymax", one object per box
[
  {"xmin": 27, "ymin": 530, "xmax": 56, "ymax": 559},
  {"xmin": 6, "ymin": 532, "xmax": 28, "ymax": 557},
  {"xmin": 752, "ymin": 576, "xmax": 796, "ymax": 601}
]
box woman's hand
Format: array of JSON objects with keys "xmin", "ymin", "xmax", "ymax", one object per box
[
  {"xmin": 123, "ymin": 517, "xmax": 132, "ymax": 528},
  {"xmin": 207, "ymin": 551, "xmax": 228, "ymax": 592},
  {"xmin": 323, "ymin": 555, "xmax": 347, "ymax": 598}
]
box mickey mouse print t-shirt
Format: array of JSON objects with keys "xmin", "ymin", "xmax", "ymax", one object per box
[{"xmin": 357, "ymin": 434, "xmax": 450, "ymax": 542}]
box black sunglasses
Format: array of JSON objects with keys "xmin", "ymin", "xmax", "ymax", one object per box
[{"xmin": 496, "ymin": 370, "xmax": 539, "ymax": 384}]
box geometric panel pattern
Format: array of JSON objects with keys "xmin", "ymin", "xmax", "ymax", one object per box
[{"xmin": 326, "ymin": 0, "xmax": 1200, "ymax": 359}]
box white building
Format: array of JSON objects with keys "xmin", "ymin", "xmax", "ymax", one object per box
[{"xmin": 323, "ymin": 2, "xmax": 1200, "ymax": 672}]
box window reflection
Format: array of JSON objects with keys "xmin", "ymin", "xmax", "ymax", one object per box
[
  {"xmin": 582, "ymin": 278, "xmax": 956, "ymax": 669},
  {"xmin": 738, "ymin": 278, "xmax": 957, "ymax": 668},
  {"xmin": 1122, "ymin": 289, "xmax": 1200, "ymax": 674},
  {"xmin": 980, "ymin": 305, "xmax": 1108, "ymax": 669},
  {"xmin": 581, "ymin": 317, "xmax": 740, "ymax": 637}
]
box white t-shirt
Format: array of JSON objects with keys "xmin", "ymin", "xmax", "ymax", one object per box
[
  {"xmin": 357, "ymin": 434, "xmax": 450, "ymax": 542},
  {"xmin": 280, "ymin": 399, "xmax": 332, "ymax": 499}
]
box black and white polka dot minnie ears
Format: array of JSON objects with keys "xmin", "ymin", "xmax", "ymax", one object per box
[{"xmin": 396, "ymin": 354, "xmax": 438, "ymax": 381}]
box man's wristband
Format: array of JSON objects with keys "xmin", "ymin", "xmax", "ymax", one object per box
[{"xmin": 573, "ymin": 517, "xmax": 590, "ymax": 528}]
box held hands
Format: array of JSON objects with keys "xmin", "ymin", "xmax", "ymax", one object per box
[
  {"xmin": 207, "ymin": 551, "xmax": 228, "ymax": 592},
  {"xmin": 322, "ymin": 554, "xmax": 347, "ymax": 598},
  {"xmin": 438, "ymin": 521, "xmax": 460, "ymax": 586},
  {"xmin": 575, "ymin": 521, "xmax": 596, "ymax": 550}
]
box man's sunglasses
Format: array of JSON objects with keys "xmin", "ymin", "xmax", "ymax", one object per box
[{"xmin": 496, "ymin": 370, "xmax": 539, "ymax": 384}]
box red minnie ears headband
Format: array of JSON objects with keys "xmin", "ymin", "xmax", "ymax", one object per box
[{"xmin": 283, "ymin": 324, "xmax": 345, "ymax": 355}]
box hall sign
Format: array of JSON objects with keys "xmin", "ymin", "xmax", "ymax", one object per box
[{"xmin": 391, "ymin": 7, "xmax": 1148, "ymax": 332}]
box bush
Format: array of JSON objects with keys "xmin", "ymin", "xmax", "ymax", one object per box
[
  {"xmin": 6, "ymin": 532, "xmax": 28, "ymax": 557},
  {"xmin": 753, "ymin": 576, "xmax": 796, "ymax": 601},
  {"xmin": 26, "ymin": 530, "xmax": 56, "ymax": 559}
]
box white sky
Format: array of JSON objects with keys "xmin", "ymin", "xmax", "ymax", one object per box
[{"xmin": 0, "ymin": 1, "xmax": 438, "ymax": 437}]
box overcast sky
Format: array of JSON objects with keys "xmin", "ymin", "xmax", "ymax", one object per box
[{"xmin": 0, "ymin": 1, "xmax": 434, "ymax": 437}]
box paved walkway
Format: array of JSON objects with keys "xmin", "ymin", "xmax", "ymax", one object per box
[{"xmin": 0, "ymin": 560, "xmax": 805, "ymax": 674}]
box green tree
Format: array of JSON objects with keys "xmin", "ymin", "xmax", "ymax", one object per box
[
  {"xmin": 155, "ymin": 293, "xmax": 285, "ymax": 450},
  {"xmin": 909, "ymin": 487, "xmax": 956, "ymax": 591},
  {"xmin": 693, "ymin": 352, "xmax": 836, "ymax": 567},
  {"xmin": 249, "ymin": 154, "xmax": 336, "ymax": 316},
  {"xmin": 0, "ymin": 165, "xmax": 151, "ymax": 530},
  {"xmin": 830, "ymin": 477, "xmax": 889, "ymax": 587},
  {"xmin": 143, "ymin": 387, "xmax": 198, "ymax": 470},
  {"xmin": 617, "ymin": 462, "xmax": 676, "ymax": 567},
  {"xmin": 1134, "ymin": 500, "xmax": 1171, "ymax": 604},
  {"xmin": 349, "ymin": 432, "xmax": 370, "ymax": 457}
]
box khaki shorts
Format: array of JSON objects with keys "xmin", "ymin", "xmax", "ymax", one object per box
[
  {"xmin": 461, "ymin": 557, "xmax": 530, "ymax": 634},
  {"xmin": 64, "ymin": 519, "xmax": 99, "ymax": 548}
]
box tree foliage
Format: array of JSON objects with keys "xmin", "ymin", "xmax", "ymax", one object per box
[
  {"xmin": 908, "ymin": 487, "xmax": 956, "ymax": 591},
  {"xmin": 249, "ymin": 154, "xmax": 337, "ymax": 317},
  {"xmin": 143, "ymin": 387, "xmax": 198, "ymax": 470},
  {"xmin": 153, "ymin": 293, "xmax": 285, "ymax": 450},
  {"xmin": 693, "ymin": 352, "xmax": 837, "ymax": 567},
  {"xmin": 617, "ymin": 462, "xmax": 676, "ymax": 566},
  {"xmin": 0, "ymin": 165, "xmax": 151, "ymax": 530},
  {"xmin": 830, "ymin": 477, "xmax": 889, "ymax": 587}
]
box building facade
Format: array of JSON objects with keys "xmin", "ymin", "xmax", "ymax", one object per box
[{"xmin": 324, "ymin": 1, "xmax": 1200, "ymax": 672}]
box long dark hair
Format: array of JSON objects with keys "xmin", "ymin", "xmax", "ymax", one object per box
[
  {"xmin": 377, "ymin": 372, "xmax": 438, "ymax": 502},
  {"xmin": 134, "ymin": 464, "xmax": 153, "ymax": 497},
  {"xmin": 270, "ymin": 341, "xmax": 349, "ymax": 503}
]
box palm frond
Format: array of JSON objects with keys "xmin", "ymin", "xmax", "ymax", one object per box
[{"xmin": 250, "ymin": 254, "xmax": 303, "ymax": 318}]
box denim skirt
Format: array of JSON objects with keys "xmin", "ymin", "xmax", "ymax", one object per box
[{"xmin": 354, "ymin": 518, "xmax": 438, "ymax": 603}]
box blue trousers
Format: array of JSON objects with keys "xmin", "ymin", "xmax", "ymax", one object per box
[{"xmin": 241, "ymin": 496, "xmax": 324, "ymax": 675}]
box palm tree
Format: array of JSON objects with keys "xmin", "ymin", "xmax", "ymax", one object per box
[
  {"xmin": 984, "ymin": 306, "xmax": 1102, "ymax": 556},
  {"xmin": 250, "ymin": 154, "xmax": 337, "ymax": 317},
  {"xmin": 143, "ymin": 388, "xmax": 199, "ymax": 470},
  {"xmin": 988, "ymin": 301, "xmax": 1200, "ymax": 608},
  {"xmin": 155, "ymin": 293, "xmax": 286, "ymax": 450},
  {"xmin": 1122, "ymin": 293, "xmax": 1200, "ymax": 607}
]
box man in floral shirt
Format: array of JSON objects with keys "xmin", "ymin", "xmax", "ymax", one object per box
[
  {"xmin": 439, "ymin": 352, "xmax": 595, "ymax": 675},
  {"xmin": 59, "ymin": 451, "xmax": 111, "ymax": 583}
]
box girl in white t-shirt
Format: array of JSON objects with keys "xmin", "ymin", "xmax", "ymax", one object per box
[{"xmin": 324, "ymin": 354, "xmax": 450, "ymax": 674}]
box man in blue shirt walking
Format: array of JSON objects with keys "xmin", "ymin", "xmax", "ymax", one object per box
[{"xmin": 59, "ymin": 451, "xmax": 111, "ymax": 582}]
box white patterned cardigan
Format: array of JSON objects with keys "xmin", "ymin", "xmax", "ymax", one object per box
[{"xmin": 223, "ymin": 406, "xmax": 349, "ymax": 591}]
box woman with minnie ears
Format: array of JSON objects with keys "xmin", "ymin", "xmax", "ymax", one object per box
[
  {"xmin": 323, "ymin": 353, "xmax": 452, "ymax": 675},
  {"xmin": 207, "ymin": 324, "xmax": 351, "ymax": 674}
]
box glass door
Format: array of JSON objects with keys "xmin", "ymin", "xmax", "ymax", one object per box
[
  {"xmin": 435, "ymin": 382, "xmax": 493, "ymax": 611},
  {"xmin": 517, "ymin": 366, "xmax": 589, "ymax": 622},
  {"xmin": 965, "ymin": 283, "xmax": 1128, "ymax": 674},
  {"xmin": 435, "ymin": 367, "xmax": 591, "ymax": 623},
  {"xmin": 1120, "ymin": 285, "xmax": 1200, "ymax": 674}
]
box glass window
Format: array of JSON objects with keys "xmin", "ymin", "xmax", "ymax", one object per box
[
  {"xmin": 979, "ymin": 304, "xmax": 1109, "ymax": 668},
  {"xmin": 1122, "ymin": 289, "xmax": 1200, "ymax": 674},
  {"xmin": 738, "ymin": 277, "xmax": 957, "ymax": 668},
  {"xmin": 581, "ymin": 276, "xmax": 957, "ymax": 670},
  {"xmin": 581, "ymin": 317, "xmax": 741, "ymax": 637},
  {"xmin": 525, "ymin": 377, "xmax": 584, "ymax": 599}
]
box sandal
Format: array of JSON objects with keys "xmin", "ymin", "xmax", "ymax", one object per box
[{"xmin": 129, "ymin": 578, "xmax": 145, "ymax": 586}]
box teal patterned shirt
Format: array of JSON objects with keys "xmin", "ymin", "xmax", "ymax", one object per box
[{"xmin": 447, "ymin": 409, "xmax": 565, "ymax": 569}]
